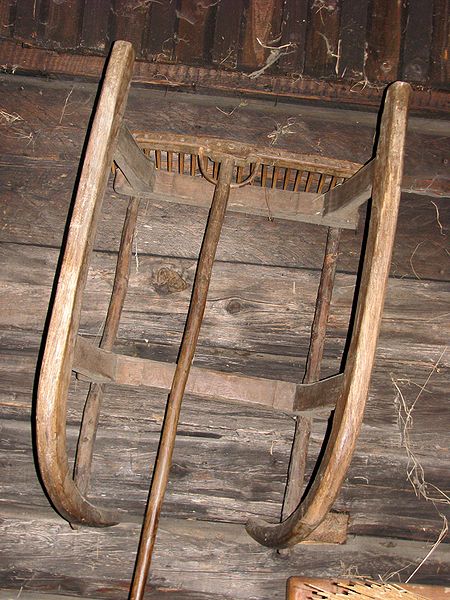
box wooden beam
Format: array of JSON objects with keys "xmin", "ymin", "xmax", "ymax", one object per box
[
  {"xmin": 0, "ymin": 39, "xmax": 448, "ymax": 114},
  {"xmin": 74, "ymin": 336, "xmax": 341, "ymax": 414},
  {"xmin": 114, "ymin": 169, "xmax": 360, "ymax": 229},
  {"xmin": 114, "ymin": 124, "xmax": 156, "ymax": 194},
  {"xmin": 322, "ymin": 161, "xmax": 374, "ymax": 219}
]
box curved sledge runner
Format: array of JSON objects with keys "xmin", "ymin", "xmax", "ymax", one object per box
[{"xmin": 35, "ymin": 40, "xmax": 410, "ymax": 599}]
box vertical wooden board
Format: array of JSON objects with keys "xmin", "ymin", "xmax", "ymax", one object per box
[
  {"xmin": 365, "ymin": 0, "xmax": 402, "ymax": 83},
  {"xmin": 304, "ymin": 0, "xmax": 342, "ymax": 79},
  {"xmin": 277, "ymin": 0, "xmax": 309, "ymax": 75},
  {"xmin": 401, "ymin": 0, "xmax": 433, "ymax": 83},
  {"xmin": 44, "ymin": 0, "xmax": 84, "ymax": 49},
  {"xmin": 429, "ymin": 0, "xmax": 449, "ymax": 86},
  {"xmin": 141, "ymin": 1, "xmax": 178, "ymax": 62},
  {"xmin": 80, "ymin": 0, "xmax": 111, "ymax": 53},
  {"xmin": 211, "ymin": 0, "xmax": 245, "ymax": 69},
  {"xmin": 239, "ymin": 0, "xmax": 283, "ymax": 71},
  {"xmin": 338, "ymin": 0, "xmax": 369, "ymax": 80},
  {"xmin": 112, "ymin": 0, "xmax": 148, "ymax": 57},
  {"xmin": 0, "ymin": 0, "xmax": 14, "ymax": 35},
  {"xmin": 13, "ymin": 0, "xmax": 44, "ymax": 44},
  {"xmin": 175, "ymin": 0, "xmax": 215, "ymax": 65}
]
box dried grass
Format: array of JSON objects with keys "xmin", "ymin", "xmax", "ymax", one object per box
[
  {"xmin": 389, "ymin": 346, "xmax": 449, "ymax": 582},
  {"xmin": 267, "ymin": 116, "xmax": 297, "ymax": 145},
  {"xmin": 0, "ymin": 108, "xmax": 36, "ymax": 149},
  {"xmin": 246, "ymin": 38, "xmax": 295, "ymax": 79}
]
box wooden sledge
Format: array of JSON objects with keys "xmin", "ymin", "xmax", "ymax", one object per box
[{"xmin": 35, "ymin": 41, "xmax": 410, "ymax": 599}]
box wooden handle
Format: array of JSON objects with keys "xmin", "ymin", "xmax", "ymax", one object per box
[{"xmin": 129, "ymin": 157, "xmax": 235, "ymax": 599}]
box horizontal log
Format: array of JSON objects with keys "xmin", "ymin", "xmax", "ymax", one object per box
[
  {"xmin": 74, "ymin": 335, "xmax": 342, "ymax": 413},
  {"xmin": 1, "ymin": 504, "xmax": 448, "ymax": 600},
  {"xmin": 114, "ymin": 169, "xmax": 360, "ymax": 229},
  {"xmin": 0, "ymin": 39, "xmax": 448, "ymax": 114}
]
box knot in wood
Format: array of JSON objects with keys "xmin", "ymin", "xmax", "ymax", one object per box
[
  {"xmin": 153, "ymin": 267, "xmax": 188, "ymax": 295},
  {"xmin": 226, "ymin": 298, "xmax": 243, "ymax": 315}
]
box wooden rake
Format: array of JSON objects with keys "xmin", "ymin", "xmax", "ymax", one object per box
[{"xmin": 35, "ymin": 41, "xmax": 411, "ymax": 599}]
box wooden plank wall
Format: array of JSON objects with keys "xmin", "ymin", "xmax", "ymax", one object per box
[
  {"xmin": 0, "ymin": 0, "xmax": 448, "ymax": 90},
  {"xmin": 0, "ymin": 72, "xmax": 449, "ymax": 597}
]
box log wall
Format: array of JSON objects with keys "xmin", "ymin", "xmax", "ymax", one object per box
[
  {"xmin": 0, "ymin": 0, "xmax": 448, "ymax": 112},
  {"xmin": 0, "ymin": 72, "xmax": 449, "ymax": 598}
]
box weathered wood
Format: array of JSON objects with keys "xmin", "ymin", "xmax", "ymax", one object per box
[
  {"xmin": 365, "ymin": 0, "xmax": 402, "ymax": 82},
  {"xmin": 35, "ymin": 41, "xmax": 135, "ymax": 528},
  {"xmin": 211, "ymin": 0, "xmax": 245, "ymax": 69},
  {"xmin": 304, "ymin": 0, "xmax": 341, "ymax": 78},
  {"xmin": 339, "ymin": 0, "xmax": 370, "ymax": 80},
  {"xmin": 287, "ymin": 578, "xmax": 450, "ymax": 600},
  {"xmin": 240, "ymin": 0, "xmax": 282, "ymax": 71},
  {"xmin": 429, "ymin": 0, "xmax": 449, "ymax": 85},
  {"xmin": 112, "ymin": 1, "xmax": 147, "ymax": 56},
  {"xmin": 13, "ymin": 0, "xmax": 44, "ymax": 45},
  {"xmin": 3, "ymin": 242, "xmax": 449, "ymax": 365},
  {"xmin": 73, "ymin": 196, "xmax": 140, "ymax": 497},
  {"xmin": 246, "ymin": 82, "xmax": 411, "ymax": 548},
  {"xmin": 114, "ymin": 167, "xmax": 360, "ymax": 229},
  {"xmin": 141, "ymin": 1, "xmax": 177, "ymax": 62},
  {"xmin": 130, "ymin": 157, "xmax": 234, "ymax": 599},
  {"xmin": 175, "ymin": 0, "xmax": 214, "ymax": 65},
  {"xmin": 114, "ymin": 124, "xmax": 155, "ymax": 194},
  {"xmin": 1, "ymin": 39, "xmax": 448, "ymax": 113},
  {"xmin": 74, "ymin": 335, "xmax": 342, "ymax": 414},
  {"xmin": 401, "ymin": 0, "xmax": 434, "ymax": 83},
  {"xmin": 0, "ymin": 45, "xmax": 449, "ymax": 600},
  {"xmin": 282, "ymin": 228, "xmax": 341, "ymax": 524},
  {"xmin": 0, "ymin": 0, "xmax": 12, "ymax": 34},
  {"xmin": 80, "ymin": 0, "xmax": 112, "ymax": 53},
  {"xmin": 323, "ymin": 161, "xmax": 374, "ymax": 219},
  {"xmin": 1, "ymin": 505, "xmax": 449, "ymax": 600},
  {"xmin": 278, "ymin": 0, "xmax": 308, "ymax": 74},
  {"xmin": 44, "ymin": 0, "xmax": 84, "ymax": 49}
]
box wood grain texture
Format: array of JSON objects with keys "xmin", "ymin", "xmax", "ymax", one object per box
[
  {"xmin": 0, "ymin": 71, "xmax": 449, "ymax": 599},
  {"xmin": 304, "ymin": 0, "xmax": 341, "ymax": 79},
  {"xmin": 141, "ymin": 1, "xmax": 177, "ymax": 62},
  {"xmin": 365, "ymin": 0, "xmax": 402, "ymax": 82},
  {"xmin": 287, "ymin": 578, "xmax": 450, "ymax": 600},
  {"xmin": 0, "ymin": 0, "xmax": 13, "ymax": 34},
  {"xmin": 240, "ymin": 0, "xmax": 283, "ymax": 70},
  {"xmin": 175, "ymin": 0, "xmax": 216, "ymax": 65},
  {"xmin": 401, "ymin": 0, "xmax": 434, "ymax": 83},
  {"xmin": 245, "ymin": 82, "xmax": 411, "ymax": 548},
  {"xmin": 278, "ymin": 0, "xmax": 309, "ymax": 74},
  {"xmin": 211, "ymin": 0, "xmax": 244, "ymax": 69},
  {"xmin": 1, "ymin": 505, "xmax": 448, "ymax": 599},
  {"xmin": 2, "ymin": 2, "xmax": 449, "ymax": 96},
  {"xmin": 429, "ymin": 0, "xmax": 449, "ymax": 86},
  {"xmin": 35, "ymin": 41, "xmax": 135, "ymax": 527},
  {"xmin": 73, "ymin": 196, "xmax": 140, "ymax": 497},
  {"xmin": 115, "ymin": 125, "xmax": 156, "ymax": 193},
  {"xmin": 112, "ymin": 1, "xmax": 148, "ymax": 56},
  {"xmin": 1, "ymin": 39, "xmax": 449, "ymax": 113},
  {"xmin": 338, "ymin": 0, "xmax": 369, "ymax": 80},
  {"xmin": 44, "ymin": 0, "xmax": 84, "ymax": 49},
  {"xmin": 80, "ymin": 0, "xmax": 112, "ymax": 53}
]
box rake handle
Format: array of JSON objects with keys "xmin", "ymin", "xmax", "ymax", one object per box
[{"xmin": 130, "ymin": 156, "xmax": 234, "ymax": 600}]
